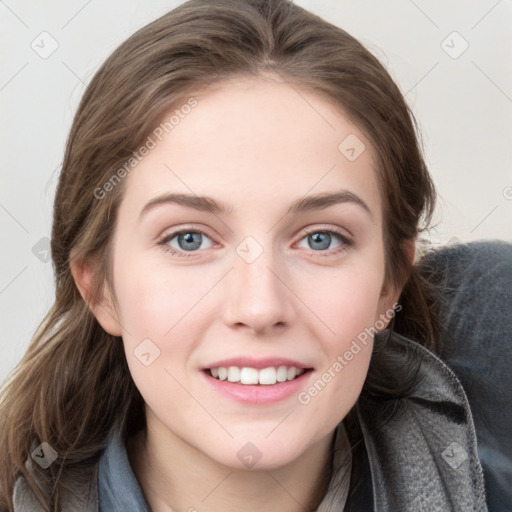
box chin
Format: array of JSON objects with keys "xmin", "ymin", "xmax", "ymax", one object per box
[{"xmin": 204, "ymin": 433, "xmax": 317, "ymax": 472}]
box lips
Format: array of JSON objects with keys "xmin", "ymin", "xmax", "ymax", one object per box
[{"xmin": 201, "ymin": 357, "xmax": 313, "ymax": 403}]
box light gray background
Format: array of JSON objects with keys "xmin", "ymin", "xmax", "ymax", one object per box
[{"xmin": 1, "ymin": 0, "xmax": 511, "ymax": 384}]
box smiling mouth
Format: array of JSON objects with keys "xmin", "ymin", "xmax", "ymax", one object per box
[{"xmin": 205, "ymin": 365, "xmax": 312, "ymax": 385}]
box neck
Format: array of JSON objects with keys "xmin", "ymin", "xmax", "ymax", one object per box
[{"xmin": 127, "ymin": 416, "xmax": 345, "ymax": 512}]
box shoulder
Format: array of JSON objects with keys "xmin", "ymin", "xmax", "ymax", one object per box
[
  {"xmin": 418, "ymin": 239, "xmax": 512, "ymax": 399},
  {"xmin": 418, "ymin": 239, "xmax": 512, "ymax": 383},
  {"xmin": 419, "ymin": 239, "xmax": 512, "ymax": 511},
  {"xmin": 12, "ymin": 460, "xmax": 98, "ymax": 511},
  {"xmin": 419, "ymin": 239, "xmax": 512, "ymax": 380},
  {"xmin": 419, "ymin": 239, "xmax": 512, "ymax": 306}
]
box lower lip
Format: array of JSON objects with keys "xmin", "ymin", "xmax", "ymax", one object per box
[{"xmin": 201, "ymin": 370, "xmax": 313, "ymax": 404}]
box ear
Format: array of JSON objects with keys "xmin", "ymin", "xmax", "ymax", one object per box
[
  {"xmin": 403, "ymin": 238, "xmax": 416, "ymax": 267},
  {"xmin": 70, "ymin": 258, "xmax": 123, "ymax": 337},
  {"xmin": 375, "ymin": 239, "xmax": 416, "ymax": 329}
]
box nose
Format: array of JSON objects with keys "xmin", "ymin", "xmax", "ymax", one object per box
[{"xmin": 222, "ymin": 241, "xmax": 295, "ymax": 336}]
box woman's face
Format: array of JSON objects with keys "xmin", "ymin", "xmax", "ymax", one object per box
[{"xmin": 99, "ymin": 75, "xmax": 398, "ymax": 469}]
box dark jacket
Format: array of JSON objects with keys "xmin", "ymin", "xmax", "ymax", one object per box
[{"xmin": 11, "ymin": 241, "xmax": 512, "ymax": 511}]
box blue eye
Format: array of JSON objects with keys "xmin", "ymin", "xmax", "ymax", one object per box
[
  {"xmin": 158, "ymin": 229, "xmax": 214, "ymax": 258},
  {"xmin": 296, "ymin": 229, "xmax": 352, "ymax": 255}
]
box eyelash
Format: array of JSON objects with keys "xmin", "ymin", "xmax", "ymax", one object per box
[{"xmin": 157, "ymin": 225, "xmax": 353, "ymax": 259}]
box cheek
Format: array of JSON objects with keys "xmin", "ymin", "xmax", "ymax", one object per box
[
  {"xmin": 112, "ymin": 255, "xmax": 219, "ymax": 392},
  {"xmin": 112, "ymin": 254, "xmax": 212, "ymax": 340},
  {"xmin": 297, "ymin": 256, "xmax": 385, "ymax": 342},
  {"xmin": 115, "ymin": 270, "xmax": 200, "ymax": 418},
  {"xmin": 293, "ymin": 256, "xmax": 384, "ymax": 420}
]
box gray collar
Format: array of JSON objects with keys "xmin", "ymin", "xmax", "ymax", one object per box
[{"xmin": 347, "ymin": 332, "xmax": 488, "ymax": 511}]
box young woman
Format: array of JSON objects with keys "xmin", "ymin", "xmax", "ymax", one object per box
[{"xmin": 2, "ymin": 0, "xmax": 507, "ymax": 510}]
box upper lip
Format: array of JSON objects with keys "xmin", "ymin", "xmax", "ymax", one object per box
[{"xmin": 202, "ymin": 357, "xmax": 313, "ymax": 370}]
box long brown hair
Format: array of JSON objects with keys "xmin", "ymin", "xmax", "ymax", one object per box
[{"xmin": 0, "ymin": 0, "xmax": 438, "ymax": 509}]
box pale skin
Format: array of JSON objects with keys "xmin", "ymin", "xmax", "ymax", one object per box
[{"xmin": 73, "ymin": 74, "xmax": 409, "ymax": 512}]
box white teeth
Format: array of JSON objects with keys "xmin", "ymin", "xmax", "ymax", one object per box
[
  {"xmin": 259, "ymin": 367, "xmax": 277, "ymax": 385},
  {"xmin": 276, "ymin": 365, "xmax": 288, "ymax": 382},
  {"xmin": 208, "ymin": 365, "xmax": 306, "ymax": 385},
  {"xmin": 240, "ymin": 367, "xmax": 259, "ymax": 384},
  {"xmin": 227, "ymin": 366, "xmax": 240, "ymax": 383},
  {"xmin": 287, "ymin": 367, "xmax": 297, "ymax": 380}
]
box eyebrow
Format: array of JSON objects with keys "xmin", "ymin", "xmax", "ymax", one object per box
[{"xmin": 139, "ymin": 190, "xmax": 372, "ymax": 219}]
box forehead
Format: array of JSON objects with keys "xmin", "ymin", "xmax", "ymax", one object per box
[{"xmin": 119, "ymin": 75, "xmax": 382, "ymax": 224}]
